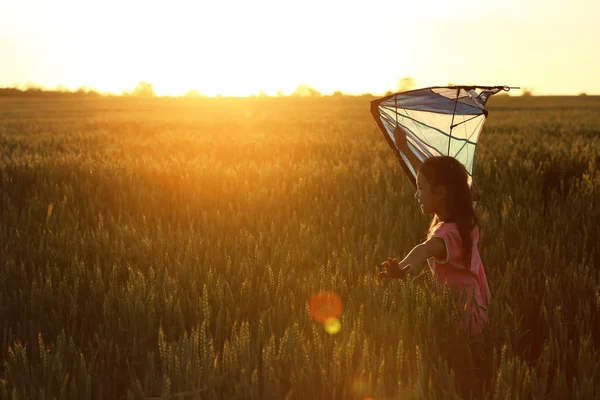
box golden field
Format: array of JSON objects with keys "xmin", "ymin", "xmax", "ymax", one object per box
[{"xmin": 0, "ymin": 94, "xmax": 599, "ymax": 399}]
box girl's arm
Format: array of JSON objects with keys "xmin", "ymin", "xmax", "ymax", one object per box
[
  {"xmin": 379, "ymin": 237, "xmax": 446, "ymax": 279},
  {"xmin": 394, "ymin": 125, "xmax": 422, "ymax": 172}
]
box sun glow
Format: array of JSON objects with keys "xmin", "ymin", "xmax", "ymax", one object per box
[{"xmin": 1, "ymin": 0, "xmax": 416, "ymax": 97}]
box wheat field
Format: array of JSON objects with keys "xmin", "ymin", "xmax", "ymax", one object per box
[{"xmin": 0, "ymin": 95, "xmax": 599, "ymax": 399}]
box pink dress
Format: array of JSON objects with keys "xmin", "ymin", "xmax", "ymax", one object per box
[{"xmin": 427, "ymin": 222, "xmax": 491, "ymax": 336}]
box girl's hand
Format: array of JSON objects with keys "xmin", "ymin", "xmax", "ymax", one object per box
[
  {"xmin": 393, "ymin": 126, "xmax": 410, "ymax": 152},
  {"xmin": 378, "ymin": 257, "xmax": 408, "ymax": 279}
]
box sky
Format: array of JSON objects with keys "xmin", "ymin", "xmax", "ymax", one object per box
[{"xmin": 1, "ymin": 0, "xmax": 599, "ymax": 97}]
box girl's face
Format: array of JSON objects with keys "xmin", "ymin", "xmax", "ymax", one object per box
[{"xmin": 414, "ymin": 172, "xmax": 444, "ymax": 215}]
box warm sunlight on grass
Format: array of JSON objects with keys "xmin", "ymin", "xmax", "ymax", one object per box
[{"xmin": 0, "ymin": 94, "xmax": 599, "ymax": 399}]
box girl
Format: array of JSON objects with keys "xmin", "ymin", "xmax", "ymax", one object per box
[{"xmin": 378, "ymin": 127, "xmax": 491, "ymax": 336}]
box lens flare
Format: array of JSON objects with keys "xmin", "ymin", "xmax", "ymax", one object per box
[
  {"xmin": 308, "ymin": 291, "xmax": 342, "ymax": 323},
  {"xmin": 347, "ymin": 373, "xmax": 372, "ymax": 398},
  {"xmin": 324, "ymin": 317, "xmax": 341, "ymax": 335}
]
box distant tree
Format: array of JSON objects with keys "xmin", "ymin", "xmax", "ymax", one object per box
[
  {"xmin": 522, "ymin": 88, "xmax": 535, "ymax": 97},
  {"xmin": 398, "ymin": 77, "xmax": 416, "ymax": 92},
  {"xmin": 24, "ymin": 82, "xmax": 43, "ymax": 91},
  {"xmin": 292, "ymin": 84, "xmax": 321, "ymax": 97},
  {"xmin": 331, "ymin": 90, "xmax": 344, "ymax": 97},
  {"xmin": 24, "ymin": 87, "xmax": 43, "ymax": 96},
  {"xmin": 74, "ymin": 87, "xmax": 99, "ymax": 97},
  {"xmin": 184, "ymin": 89, "xmax": 204, "ymax": 97},
  {"xmin": 276, "ymin": 89, "xmax": 284, "ymax": 97},
  {"xmin": 0, "ymin": 85, "xmax": 103, "ymax": 98},
  {"xmin": 309, "ymin": 87, "xmax": 321, "ymax": 97},
  {"xmin": 132, "ymin": 81, "xmax": 156, "ymax": 97},
  {"xmin": 0, "ymin": 87, "xmax": 24, "ymax": 97},
  {"xmin": 579, "ymin": 92, "xmax": 587, "ymax": 96},
  {"xmin": 23, "ymin": 81, "xmax": 43, "ymax": 96}
]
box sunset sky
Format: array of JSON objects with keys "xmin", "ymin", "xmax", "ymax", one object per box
[{"xmin": 1, "ymin": 0, "xmax": 598, "ymax": 97}]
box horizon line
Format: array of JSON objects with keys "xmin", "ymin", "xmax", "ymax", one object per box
[{"xmin": 1, "ymin": 85, "xmax": 597, "ymax": 98}]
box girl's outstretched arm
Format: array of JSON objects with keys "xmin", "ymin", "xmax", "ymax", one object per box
[{"xmin": 379, "ymin": 237, "xmax": 446, "ymax": 279}]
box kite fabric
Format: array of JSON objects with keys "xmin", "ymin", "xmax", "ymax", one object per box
[{"xmin": 370, "ymin": 86, "xmax": 511, "ymax": 187}]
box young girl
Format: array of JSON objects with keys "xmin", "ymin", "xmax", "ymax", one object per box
[{"xmin": 378, "ymin": 127, "xmax": 491, "ymax": 336}]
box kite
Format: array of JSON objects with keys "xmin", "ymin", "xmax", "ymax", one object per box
[{"xmin": 370, "ymin": 85, "xmax": 517, "ymax": 187}]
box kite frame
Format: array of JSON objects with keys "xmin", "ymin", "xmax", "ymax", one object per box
[{"xmin": 370, "ymin": 85, "xmax": 515, "ymax": 187}]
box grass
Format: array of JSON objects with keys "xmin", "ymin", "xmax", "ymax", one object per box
[{"xmin": 0, "ymin": 95, "xmax": 599, "ymax": 399}]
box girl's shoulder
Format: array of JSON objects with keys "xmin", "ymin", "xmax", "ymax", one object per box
[
  {"xmin": 431, "ymin": 221, "xmax": 457, "ymax": 235},
  {"xmin": 431, "ymin": 221, "xmax": 479, "ymax": 242}
]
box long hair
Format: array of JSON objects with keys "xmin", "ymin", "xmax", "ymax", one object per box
[{"xmin": 420, "ymin": 156, "xmax": 478, "ymax": 269}]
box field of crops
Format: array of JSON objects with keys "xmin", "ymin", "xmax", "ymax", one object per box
[{"xmin": 0, "ymin": 94, "xmax": 599, "ymax": 399}]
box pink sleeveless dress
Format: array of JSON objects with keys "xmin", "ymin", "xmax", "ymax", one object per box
[{"xmin": 427, "ymin": 222, "xmax": 491, "ymax": 336}]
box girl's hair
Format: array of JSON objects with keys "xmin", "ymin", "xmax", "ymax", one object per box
[{"xmin": 420, "ymin": 156, "xmax": 478, "ymax": 269}]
